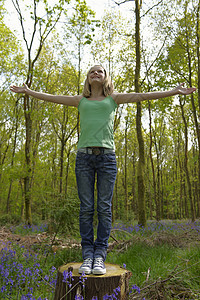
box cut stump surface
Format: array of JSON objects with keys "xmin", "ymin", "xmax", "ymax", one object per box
[{"xmin": 54, "ymin": 262, "xmax": 132, "ymax": 300}]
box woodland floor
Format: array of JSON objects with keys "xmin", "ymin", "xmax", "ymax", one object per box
[
  {"xmin": 0, "ymin": 223, "xmax": 200, "ymax": 299},
  {"xmin": 1, "ymin": 223, "xmax": 200, "ymax": 253}
]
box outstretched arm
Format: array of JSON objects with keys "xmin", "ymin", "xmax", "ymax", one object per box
[
  {"xmin": 10, "ymin": 83, "xmax": 81, "ymax": 107},
  {"xmin": 113, "ymin": 83, "xmax": 196, "ymax": 105}
]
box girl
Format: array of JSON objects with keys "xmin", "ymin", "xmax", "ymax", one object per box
[{"xmin": 10, "ymin": 65, "xmax": 196, "ymax": 275}]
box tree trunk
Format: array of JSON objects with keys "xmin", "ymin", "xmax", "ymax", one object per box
[
  {"xmin": 12, "ymin": 0, "xmax": 64, "ymax": 224},
  {"xmin": 135, "ymin": 0, "xmax": 146, "ymax": 227},
  {"xmin": 196, "ymin": 0, "xmax": 200, "ymax": 217},
  {"xmin": 124, "ymin": 116, "xmax": 128, "ymax": 220},
  {"xmin": 179, "ymin": 97, "xmax": 195, "ymax": 222},
  {"xmin": 59, "ymin": 141, "xmax": 65, "ymax": 194},
  {"xmin": 24, "ymin": 95, "xmax": 32, "ymax": 225},
  {"xmin": 114, "ymin": 174, "xmax": 119, "ymax": 220},
  {"xmin": 153, "ymin": 136, "xmax": 161, "ymax": 221},
  {"xmin": 185, "ymin": 5, "xmax": 198, "ymax": 220},
  {"xmin": 131, "ymin": 149, "xmax": 137, "ymax": 217},
  {"xmin": 54, "ymin": 262, "xmax": 132, "ymax": 300},
  {"xmin": 6, "ymin": 101, "xmax": 19, "ymax": 213},
  {"xmin": 64, "ymin": 148, "xmax": 71, "ymax": 196},
  {"xmin": 148, "ymin": 101, "xmax": 157, "ymax": 220},
  {"xmin": 177, "ymin": 135, "xmax": 184, "ymax": 218}
]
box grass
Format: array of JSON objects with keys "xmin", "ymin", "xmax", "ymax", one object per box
[
  {"xmin": 107, "ymin": 242, "xmax": 200, "ymax": 295},
  {"xmin": 0, "ymin": 220, "xmax": 200, "ymax": 299},
  {"xmin": 108, "ymin": 220, "xmax": 200, "ymax": 299},
  {"xmin": 108, "ymin": 243, "xmax": 176, "ymax": 283}
]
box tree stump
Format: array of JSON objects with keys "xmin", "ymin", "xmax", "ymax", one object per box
[{"xmin": 54, "ymin": 262, "xmax": 132, "ymax": 300}]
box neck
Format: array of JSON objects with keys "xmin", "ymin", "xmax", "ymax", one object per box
[{"xmin": 90, "ymin": 84, "xmax": 104, "ymax": 98}]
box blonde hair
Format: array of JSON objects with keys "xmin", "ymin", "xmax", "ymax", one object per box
[{"xmin": 82, "ymin": 65, "xmax": 114, "ymax": 98}]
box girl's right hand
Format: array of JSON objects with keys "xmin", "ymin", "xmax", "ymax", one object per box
[{"xmin": 10, "ymin": 83, "xmax": 29, "ymax": 94}]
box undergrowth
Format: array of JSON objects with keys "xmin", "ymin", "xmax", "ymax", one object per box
[{"xmin": 0, "ymin": 220, "xmax": 199, "ymax": 299}]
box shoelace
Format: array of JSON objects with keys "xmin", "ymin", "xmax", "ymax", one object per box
[
  {"xmin": 94, "ymin": 258, "xmax": 104, "ymax": 267},
  {"xmin": 82, "ymin": 258, "xmax": 93, "ymax": 266}
]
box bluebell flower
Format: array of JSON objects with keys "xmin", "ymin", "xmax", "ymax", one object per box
[
  {"xmin": 44, "ymin": 275, "xmax": 49, "ymax": 281},
  {"xmin": 75, "ymin": 295, "xmax": 84, "ymax": 300},
  {"xmin": 1, "ymin": 285, "xmax": 6, "ymax": 292},
  {"xmin": 62, "ymin": 270, "xmax": 69, "ymax": 282}
]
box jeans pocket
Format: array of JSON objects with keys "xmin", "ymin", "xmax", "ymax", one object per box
[
  {"xmin": 76, "ymin": 152, "xmax": 89, "ymax": 168},
  {"xmin": 104, "ymin": 153, "xmax": 117, "ymax": 163}
]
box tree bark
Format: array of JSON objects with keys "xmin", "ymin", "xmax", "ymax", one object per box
[
  {"xmin": 196, "ymin": 0, "xmax": 200, "ymax": 217},
  {"xmin": 135, "ymin": 0, "xmax": 146, "ymax": 227},
  {"xmin": 12, "ymin": 0, "xmax": 64, "ymax": 224},
  {"xmin": 179, "ymin": 97, "xmax": 196, "ymax": 222},
  {"xmin": 54, "ymin": 262, "xmax": 132, "ymax": 300},
  {"xmin": 24, "ymin": 95, "xmax": 32, "ymax": 225},
  {"xmin": 6, "ymin": 101, "xmax": 19, "ymax": 213},
  {"xmin": 148, "ymin": 101, "xmax": 157, "ymax": 220},
  {"xmin": 124, "ymin": 116, "xmax": 128, "ymax": 220}
]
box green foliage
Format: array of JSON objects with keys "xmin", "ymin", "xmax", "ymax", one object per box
[
  {"xmin": 0, "ymin": 214, "xmax": 21, "ymax": 226},
  {"xmin": 39, "ymin": 192, "xmax": 80, "ymax": 235},
  {"xmin": 108, "ymin": 242, "xmax": 200, "ymax": 297},
  {"xmin": 108, "ymin": 221, "xmax": 200, "ymax": 298},
  {"xmin": 63, "ymin": 0, "xmax": 97, "ymax": 63},
  {"xmin": 0, "ymin": 220, "xmax": 199, "ymax": 298},
  {"xmin": 9, "ymin": 222, "xmax": 48, "ymax": 235},
  {"xmin": 52, "ymin": 247, "xmax": 82, "ymax": 268},
  {"xmin": 0, "ymin": 0, "xmax": 199, "ymax": 224}
]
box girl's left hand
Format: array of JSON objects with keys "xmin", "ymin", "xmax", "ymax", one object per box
[{"xmin": 174, "ymin": 83, "xmax": 196, "ymax": 95}]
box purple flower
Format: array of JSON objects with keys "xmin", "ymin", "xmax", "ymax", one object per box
[
  {"xmin": 62, "ymin": 270, "xmax": 70, "ymax": 282},
  {"xmin": 1, "ymin": 285, "xmax": 6, "ymax": 292},
  {"xmin": 75, "ymin": 295, "xmax": 84, "ymax": 300},
  {"xmin": 44, "ymin": 275, "xmax": 49, "ymax": 281},
  {"xmin": 129, "ymin": 284, "xmax": 140, "ymax": 294}
]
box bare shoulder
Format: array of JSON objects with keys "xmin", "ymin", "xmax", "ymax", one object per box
[
  {"xmin": 74, "ymin": 94, "xmax": 83, "ymax": 106},
  {"xmin": 110, "ymin": 92, "xmax": 127, "ymax": 105},
  {"xmin": 64, "ymin": 94, "xmax": 82, "ymax": 107},
  {"xmin": 110, "ymin": 93, "xmax": 119, "ymax": 103},
  {"xmin": 110, "ymin": 92, "xmax": 138, "ymax": 105}
]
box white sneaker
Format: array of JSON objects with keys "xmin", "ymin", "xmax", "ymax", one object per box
[
  {"xmin": 92, "ymin": 257, "xmax": 106, "ymax": 275},
  {"xmin": 78, "ymin": 258, "xmax": 93, "ymax": 275}
]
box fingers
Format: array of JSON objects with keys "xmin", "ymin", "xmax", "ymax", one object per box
[
  {"xmin": 10, "ymin": 86, "xmax": 20, "ymax": 92},
  {"xmin": 10, "ymin": 83, "xmax": 27, "ymax": 94},
  {"xmin": 178, "ymin": 83, "xmax": 196, "ymax": 95},
  {"xmin": 181, "ymin": 87, "xmax": 196, "ymax": 95}
]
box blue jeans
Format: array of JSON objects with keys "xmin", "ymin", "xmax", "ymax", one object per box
[{"xmin": 75, "ymin": 151, "xmax": 117, "ymax": 261}]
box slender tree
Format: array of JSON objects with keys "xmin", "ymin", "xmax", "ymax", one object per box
[
  {"xmin": 134, "ymin": 0, "xmax": 146, "ymax": 226},
  {"xmin": 179, "ymin": 97, "xmax": 196, "ymax": 221},
  {"xmin": 196, "ymin": 0, "xmax": 200, "ymax": 217},
  {"xmin": 11, "ymin": 0, "xmax": 70, "ymax": 224}
]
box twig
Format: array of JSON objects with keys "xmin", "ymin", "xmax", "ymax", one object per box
[
  {"xmin": 110, "ymin": 234, "xmax": 119, "ymax": 243},
  {"xmin": 161, "ymin": 260, "xmax": 200, "ymax": 284},
  {"xmin": 37, "ymin": 272, "xmax": 56, "ymax": 290},
  {"xmin": 111, "ymin": 228, "xmax": 134, "ymax": 238},
  {"xmin": 146, "ymin": 267, "xmax": 151, "ymax": 282},
  {"xmin": 130, "ymin": 260, "xmax": 200, "ymax": 298},
  {"xmin": 141, "ymin": 0, "xmax": 163, "ymax": 18},
  {"xmin": 60, "ymin": 281, "xmax": 82, "ymax": 300}
]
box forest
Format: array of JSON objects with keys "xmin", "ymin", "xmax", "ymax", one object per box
[
  {"xmin": 0, "ymin": 0, "xmax": 199, "ymax": 228},
  {"xmin": 1, "ymin": 0, "xmax": 200, "ymax": 299}
]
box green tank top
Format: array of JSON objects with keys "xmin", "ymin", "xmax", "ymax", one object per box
[{"xmin": 77, "ymin": 96, "xmax": 118, "ymax": 149}]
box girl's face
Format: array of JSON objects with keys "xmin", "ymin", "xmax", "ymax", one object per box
[{"xmin": 88, "ymin": 66, "xmax": 105, "ymax": 85}]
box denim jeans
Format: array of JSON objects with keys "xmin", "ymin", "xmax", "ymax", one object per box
[{"xmin": 75, "ymin": 151, "xmax": 117, "ymax": 261}]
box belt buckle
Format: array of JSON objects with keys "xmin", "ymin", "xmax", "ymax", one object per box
[{"xmin": 92, "ymin": 147, "xmax": 101, "ymax": 155}]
